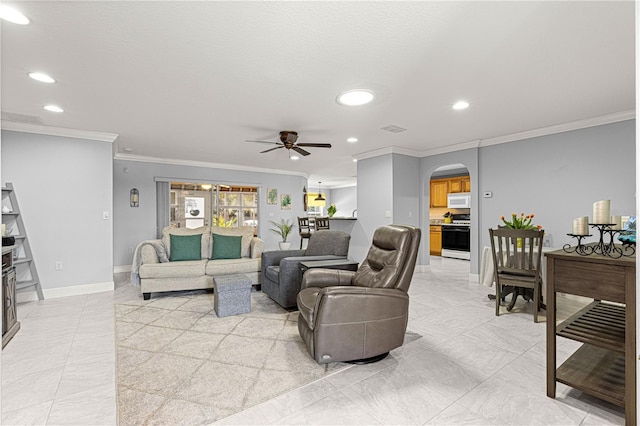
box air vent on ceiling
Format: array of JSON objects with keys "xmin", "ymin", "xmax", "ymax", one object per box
[
  {"xmin": 1, "ymin": 112, "xmax": 44, "ymax": 125},
  {"xmin": 381, "ymin": 125, "xmax": 407, "ymax": 133}
]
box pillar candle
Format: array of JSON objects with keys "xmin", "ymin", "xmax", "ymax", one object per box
[
  {"xmin": 572, "ymin": 217, "xmax": 589, "ymax": 235},
  {"xmin": 592, "ymin": 200, "xmax": 611, "ymax": 224},
  {"xmin": 611, "ymin": 215, "xmax": 622, "ymax": 230}
]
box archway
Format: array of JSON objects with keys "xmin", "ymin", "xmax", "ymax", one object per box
[{"xmin": 428, "ymin": 163, "xmax": 471, "ymax": 261}]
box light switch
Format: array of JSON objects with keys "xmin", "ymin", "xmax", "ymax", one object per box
[
  {"xmin": 385, "ymin": 211, "xmax": 392, "ymax": 218},
  {"xmin": 103, "ymin": 211, "xmax": 110, "ymax": 220}
]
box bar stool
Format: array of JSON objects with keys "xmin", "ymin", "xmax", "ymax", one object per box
[
  {"xmin": 298, "ymin": 217, "xmax": 312, "ymax": 249},
  {"xmin": 315, "ymin": 217, "xmax": 330, "ymax": 231}
]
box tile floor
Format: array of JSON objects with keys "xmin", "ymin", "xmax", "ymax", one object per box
[{"xmin": 1, "ymin": 257, "xmax": 625, "ymax": 425}]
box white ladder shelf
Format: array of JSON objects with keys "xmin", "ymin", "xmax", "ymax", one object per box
[{"xmin": 2, "ymin": 183, "xmax": 44, "ymax": 300}]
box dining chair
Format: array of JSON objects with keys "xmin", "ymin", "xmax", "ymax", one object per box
[
  {"xmin": 315, "ymin": 216, "xmax": 330, "ymax": 231},
  {"xmin": 298, "ymin": 217, "xmax": 312, "ymax": 249},
  {"xmin": 489, "ymin": 227, "xmax": 545, "ymax": 322}
]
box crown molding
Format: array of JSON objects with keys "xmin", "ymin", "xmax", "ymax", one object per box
[
  {"xmin": 353, "ymin": 110, "xmax": 635, "ymax": 161},
  {"xmin": 477, "ymin": 110, "xmax": 635, "ymax": 148},
  {"xmin": 1, "ymin": 120, "xmax": 119, "ymax": 143},
  {"xmin": 114, "ymin": 153, "xmax": 309, "ymax": 179},
  {"xmin": 353, "ymin": 146, "xmax": 422, "ymax": 161},
  {"xmin": 418, "ymin": 139, "xmax": 482, "ymax": 157}
]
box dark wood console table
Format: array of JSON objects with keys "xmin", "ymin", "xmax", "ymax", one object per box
[{"xmin": 546, "ymin": 248, "xmax": 635, "ymax": 424}]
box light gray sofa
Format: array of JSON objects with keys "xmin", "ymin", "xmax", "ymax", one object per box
[{"xmin": 137, "ymin": 225, "xmax": 263, "ymax": 300}]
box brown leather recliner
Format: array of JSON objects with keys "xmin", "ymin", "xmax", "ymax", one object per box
[{"xmin": 296, "ymin": 225, "xmax": 421, "ymax": 364}]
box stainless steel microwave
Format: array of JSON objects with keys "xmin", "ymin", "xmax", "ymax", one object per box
[{"xmin": 447, "ymin": 192, "xmax": 471, "ymax": 208}]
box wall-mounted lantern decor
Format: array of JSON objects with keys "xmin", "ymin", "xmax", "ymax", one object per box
[{"xmin": 130, "ymin": 188, "xmax": 139, "ymax": 207}]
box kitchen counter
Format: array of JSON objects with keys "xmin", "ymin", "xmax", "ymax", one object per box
[{"xmin": 328, "ymin": 217, "xmax": 357, "ymax": 220}]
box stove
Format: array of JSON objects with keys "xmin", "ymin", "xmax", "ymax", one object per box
[{"xmin": 441, "ymin": 214, "xmax": 471, "ymax": 260}]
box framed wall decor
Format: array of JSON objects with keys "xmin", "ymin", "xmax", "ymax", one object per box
[
  {"xmin": 267, "ymin": 188, "xmax": 278, "ymax": 205},
  {"xmin": 281, "ymin": 193, "xmax": 292, "ymax": 210}
]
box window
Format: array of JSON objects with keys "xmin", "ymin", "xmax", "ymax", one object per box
[{"xmin": 169, "ymin": 182, "xmax": 259, "ymax": 232}]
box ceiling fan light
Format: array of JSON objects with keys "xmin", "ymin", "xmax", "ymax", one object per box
[
  {"xmin": 290, "ymin": 155, "xmax": 299, "ymax": 160},
  {"xmin": 337, "ymin": 90, "xmax": 375, "ymax": 106}
]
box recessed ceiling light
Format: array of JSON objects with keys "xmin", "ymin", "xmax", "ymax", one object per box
[
  {"xmin": 290, "ymin": 155, "xmax": 299, "ymax": 161},
  {"xmin": 44, "ymin": 105, "xmax": 64, "ymax": 113},
  {"xmin": 337, "ymin": 90, "xmax": 375, "ymax": 106},
  {"xmin": 452, "ymin": 100, "xmax": 470, "ymax": 110},
  {"xmin": 352, "ymin": 158, "xmax": 358, "ymax": 163},
  {"xmin": 28, "ymin": 72, "xmax": 55, "ymax": 83},
  {"xmin": 0, "ymin": 5, "xmax": 29, "ymax": 25},
  {"xmin": 346, "ymin": 137, "xmax": 358, "ymax": 143}
]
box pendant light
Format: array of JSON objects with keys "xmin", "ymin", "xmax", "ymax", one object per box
[{"xmin": 315, "ymin": 182, "xmax": 326, "ymax": 201}]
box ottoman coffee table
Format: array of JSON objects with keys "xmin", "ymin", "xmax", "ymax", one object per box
[{"xmin": 213, "ymin": 274, "xmax": 252, "ymax": 317}]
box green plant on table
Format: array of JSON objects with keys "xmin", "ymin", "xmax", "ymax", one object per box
[
  {"xmin": 327, "ymin": 203, "xmax": 337, "ymax": 217},
  {"xmin": 269, "ymin": 219, "xmax": 295, "ymax": 242}
]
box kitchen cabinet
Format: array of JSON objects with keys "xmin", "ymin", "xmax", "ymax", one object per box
[
  {"xmin": 429, "ymin": 180, "xmax": 449, "ymax": 207},
  {"xmin": 546, "ymin": 249, "xmax": 635, "ymax": 424},
  {"xmin": 429, "ymin": 225, "xmax": 442, "ymax": 255},
  {"xmin": 430, "ymin": 176, "xmax": 471, "ymax": 207},
  {"xmin": 448, "ymin": 176, "xmax": 471, "ymax": 193}
]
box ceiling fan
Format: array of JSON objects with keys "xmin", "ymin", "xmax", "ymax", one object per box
[{"xmin": 245, "ymin": 131, "xmax": 331, "ymax": 157}]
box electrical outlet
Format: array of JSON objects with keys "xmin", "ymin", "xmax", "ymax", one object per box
[
  {"xmin": 55, "ymin": 261, "xmax": 63, "ymax": 270},
  {"xmin": 128, "ymin": 247, "xmax": 134, "ymax": 254}
]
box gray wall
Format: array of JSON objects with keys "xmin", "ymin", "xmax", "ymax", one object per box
[
  {"xmin": 392, "ymin": 154, "xmax": 420, "ymax": 228},
  {"xmin": 114, "ymin": 159, "xmax": 307, "ymax": 268},
  {"xmin": 479, "ymin": 120, "xmax": 636, "ymax": 252},
  {"xmin": 414, "ymin": 119, "xmax": 635, "ymax": 275},
  {"xmin": 351, "ymin": 155, "xmax": 394, "ymax": 263},
  {"xmin": 1, "ymin": 130, "xmax": 114, "ymax": 293}
]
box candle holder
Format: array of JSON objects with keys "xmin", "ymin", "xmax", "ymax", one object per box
[
  {"xmin": 563, "ymin": 225, "xmax": 635, "ymax": 258},
  {"xmin": 563, "ymin": 234, "xmax": 593, "ymax": 255}
]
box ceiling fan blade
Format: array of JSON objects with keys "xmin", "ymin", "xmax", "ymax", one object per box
[
  {"xmin": 245, "ymin": 139, "xmax": 281, "ymax": 145},
  {"xmin": 292, "ymin": 146, "xmax": 311, "ymax": 156},
  {"xmin": 260, "ymin": 146, "xmax": 284, "ymax": 154},
  {"xmin": 296, "ymin": 143, "xmax": 332, "ymax": 148}
]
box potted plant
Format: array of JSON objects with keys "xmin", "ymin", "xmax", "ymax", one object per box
[
  {"xmin": 327, "ymin": 203, "xmax": 337, "ymax": 218},
  {"xmin": 269, "ymin": 219, "xmax": 295, "ymax": 250}
]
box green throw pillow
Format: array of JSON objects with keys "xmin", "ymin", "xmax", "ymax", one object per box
[
  {"xmin": 211, "ymin": 233, "xmax": 242, "ymax": 260},
  {"xmin": 169, "ymin": 234, "xmax": 202, "ymax": 261}
]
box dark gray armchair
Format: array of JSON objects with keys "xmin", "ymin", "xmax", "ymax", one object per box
[
  {"xmin": 297, "ymin": 225, "xmax": 421, "ymax": 364},
  {"xmin": 261, "ymin": 230, "xmax": 351, "ymax": 308}
]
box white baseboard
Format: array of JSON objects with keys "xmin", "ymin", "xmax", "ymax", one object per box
[
  {"xmin": 414, "ymin": 265, "xmax": 431, "ymax": 273},
  {"xmin": 42, "ymin": 281, "xmax": 115, "ymax": 299},
  {"xmin": 114, "ymin": 265, "xmax": 132, "ymax": 273},
  {"xmin": 469, "ymin": 273, "xmax": 479, "ymax": 283}
]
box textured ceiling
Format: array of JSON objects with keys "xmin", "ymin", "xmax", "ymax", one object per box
[{"xmin": 1, "ymin": 1, "xmax": 635, "ymax": 187}]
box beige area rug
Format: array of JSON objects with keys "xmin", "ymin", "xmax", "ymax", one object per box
[{"xmin": 115, "ymin": 290, "xmax": 353, "ymax": 425}]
